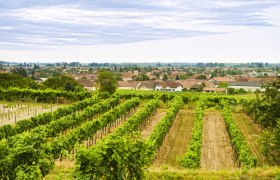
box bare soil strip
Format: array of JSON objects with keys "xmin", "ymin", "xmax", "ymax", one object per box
[
  {"xmin": 153, "ymin": 108, "xmax": 195, "ymax": 167},
  {"xmin": 201, "ymin": 110, "xmax": 237, "ymax": 170},
  {"xmin": 233, "ymin": 112, "xmax": 265, "ymax": 165},
  {"xmin": 140, "ymin": 109, "xmax": 166, "ymax": 139}
]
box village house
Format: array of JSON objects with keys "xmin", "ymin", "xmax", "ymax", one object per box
[
  {"xmin": 154, "ymin": 81, "xmax": 183, "ymax": 92},
  {"xmin": 136, "ymin": 81, "xmax": 157, "ymax": 90},
  {"xmin": 209, "ymin": 77, "xmax": 235, "ymax": 84},
  {"xmin": 76, "ymin": 79, "xmax": 96, "ymax": 91},
  {"xmin": 228, "ymin": 82, "xmax": 263, "ymax": 91},
  {"xmin": 117, "ymin": 81, "xmax": 139, "ymax": 90},
  {"xmin": 122, "ymin": 70, "xmax": 138, "ymax": 81}
]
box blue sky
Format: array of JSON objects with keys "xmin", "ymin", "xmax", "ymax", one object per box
[{"xmin": 0, "ymin": 0, "xmax": 280, "ymax": 63}]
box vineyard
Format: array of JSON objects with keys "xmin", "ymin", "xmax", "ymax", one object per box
[{"xmin": 0, "ymin": 89, "xmax": 279, "ymax": 179}]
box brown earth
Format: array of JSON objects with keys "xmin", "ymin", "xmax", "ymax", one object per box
[
  {"xmin": 201, "ymin": 110, "xmax": 237, "ymax": 170},
  {"xmin": 141, "ymin": 109, "xmax": 166, "ymax": 139}
]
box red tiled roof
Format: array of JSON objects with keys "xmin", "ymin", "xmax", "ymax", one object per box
[
  {"xmin": 76, "ymin": 79, "xmax": 94, "ymax": 87},
  {"xmin": 211, "ymin": 77, "xmax": 235, "ymax": 82}
]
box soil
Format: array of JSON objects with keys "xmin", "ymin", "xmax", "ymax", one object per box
[
  {"xmin": 141, "ymin": 110, "xmax": 166, "ymax": 139},
  {"xmin": 201, "ymin": 110, "xmax": 237, "ymax": 170}
]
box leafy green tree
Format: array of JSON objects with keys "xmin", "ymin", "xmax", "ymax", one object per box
[
  {"xmin": 238, "ymin": 88, "xmax": 247, "ymax": 94},
  {"xmin": 175, "ymin": 75, "xmax": 180, "ymax": 80},
  {"xmin": 227, "ymin": 87, "xmax": 235, "ymax": 94},
  {"xmin": 11, "ymin": 67, "xmax": 28, "ymax": 77},
  {"xmin": 244, "ymin": 77, "xmax": 280, "ymax": 165},
  {"xmin": 218, "ymin": 82, "xmax": 228, "ymax": 88},
  {"xmin": 0, "ymin": 73, "xmax": 38, "ymax": 89},
  {"xmin": 260, "ymin": 121, "xmax": 280, "ymax": 165},
  {"xmin": 64, "ymin": 82, "xmax": 75, "ymax": 92},
  {"xmin": 42, "ymin": 75, "xmax": 82, "ymax": 92},
  {"xmin": 162, "ymin": 74, "xmax": 168, "ymax": 81},
  {"xmin": 196, "ymin": 75, "xmax": 207, "ymax": 79},
  {"xmin": 135, "ymin": 74, "xmax": 149, "ymax": 81},
  {"xmin": 197, "ymin": 83, "xmax": 205, "ymax": 92},
  {"xmin": 96, "ymin": 70, "xmax": 117, "ymax": 94}
]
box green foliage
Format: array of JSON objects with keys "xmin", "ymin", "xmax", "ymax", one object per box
[
  {"xmin": 75, "ymin": 99, "xmax": 160, "ymax": 179},
  {"xmin": 218, "ymin": 82, "xmax": 228, "ymax": 88},
  {"xmin": 162, "ymin": 74, "xmax": 168, "ymax": 81},
  {"xmin": 135, "ymin": 74, "xmax": 150, "ymax": 81},
  {"xmin": 0, "ymin": 131, "xmax": 54, "ymax": 179},
  {"xmin": 221, "ymin": 100, "xmax": 257, "ymax": 168},
  {"xmin": 196, "ymin": 75, "xmax": 207, "ymax": 80},
  {"xmin": 42, "ymin": 75, "xmax": 83, "ymax": 92},
  {"xmin": 0, "ymin": 94, "xmax": 101, "ymax": 140},
  {"xmin": 11, "ymin": 67, "xmax": 28, "ymax": 77},
  {"xmin": 15, "ymin": 164, "xmax": 42, "ymax": 180},
  {"xmin": 260, "ymin": 120, "xmax": 280, "ymax": 165},
  {"xmin": 0, "ymin": 88, "xmax": 91, "ymax": 102},
  {"xmin": 0, "ymin": 73, "xmax": 38, "ymax": 89},
  {"xmin": 147, "ymin": 96, "xmax": 183, "ymax": 163},
  {"xmin": 75, "ymin": 133, "xmax": 148, "ymax": 180},
  {"xmin": 49, "ymin": 97, "xmax": 140, "ymax": 158},
  {"xmin": 96, "ymin": 70, "xmax": 117, "ymax": 94},
  {"xmin": 243, "ymin": 77, "xmax": 280, "ymax": 127},
  {"xmin": 179, "ymin": 100, "xmax": 205, "ymax": 169},
  {"xmin": 227, "ymin": 87, "xmax": 236, "ymax": 94}
]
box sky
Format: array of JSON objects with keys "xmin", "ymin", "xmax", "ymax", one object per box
[{"xmin": 0, "ymin": 0, "xmax": 280, "ymax": 63}]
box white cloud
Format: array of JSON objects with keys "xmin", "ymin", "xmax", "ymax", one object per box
[
  {"xmin": 1, "ymin": 27, "xmax": 279, "ymax": 63},
  {"xmin": 0, "ymin": 0, "xmax": 279, "ymax": 62}
]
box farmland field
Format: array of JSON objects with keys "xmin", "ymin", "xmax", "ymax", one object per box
[{"xmin": 0, "ymin": 90, "xmax": 279, "ymax": 179}]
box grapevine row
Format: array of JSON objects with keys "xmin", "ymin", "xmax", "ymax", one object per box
[
  {"xmin": 147, "ymin": 96, "xmax": 183, "ymax": 162},
  {"xmin": 49, "ymin": 97, "xmax": 141, "ymax": 158},
  {"xmin": 179, "ymin": 100, "xmax": 205, "ymax": 169},
  {"xmin": 0, "ymin": 93, "xmax": 102, "ymax": 139},
  {"xmin": 3, "ymin": 96, "xmax": 120, "ymax": 153},
  {"xmin": 221, "ymin": 100, "xmax": 257, "ymax": 168},
  {"xmin": 74, "ymin": 99, "xmax": 160, "ymax": 179},
  {"xmin": 0, "ymin": 87, "xmax": 91, "ymax": 102},
  {"xmin": 0, "ymin": 97, "xmax": 138, "ymax": 179}
]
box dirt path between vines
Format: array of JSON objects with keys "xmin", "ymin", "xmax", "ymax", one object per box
[
  {"xmin": 201, "ymin": 110, "xmax": 237, "ymax": 170},
  {"xmin": 141, "ymin": 109, "xmax": 166, "ymax": 139},
  {"xmin": 153, "ymin": 108, "xmax": 195, "ymax": 167}
]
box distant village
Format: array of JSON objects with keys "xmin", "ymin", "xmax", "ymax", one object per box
[{"xmin": 0, "ymin": 61, "xmax": 279, "ymax": 93}]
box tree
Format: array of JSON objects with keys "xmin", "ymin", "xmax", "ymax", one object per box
[
  {"xmin": 196, "ymin": 75, "xmax": 206, "ymax": 80},
  {"xmin": 244, "ymin": 77, "xmax": 280, "ymax": 165},
  {"xmin": 162, "ymin": 74, "xmax": 168, "ymax": 81},
  {"xmin": 175, "ymin": 75, "xmax": 180, "ymax": 80},
  {"xmin": 42, "ymin": 75, "xmax": 82, "ymax": 92},
  {"xmin": 0, "ymin": 73, "xmax": 38, "ymax": 89},
  {"xmin": 227, "ymin": 87, "xmax": 235, "ymax": 94},
  {"xmin": 11, "ymin": 67, "xmax": 28, "ymax": 77},
  {"xmin": 218, "ymin": 82, "xmax": 228, "ymax": 88},
  {"xmin": 96, "ymin": 70, "xmax": 117, "ymax": 94}
]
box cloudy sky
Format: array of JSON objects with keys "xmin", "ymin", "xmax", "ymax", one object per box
[{"xmin": 0, "ymin": 0, "xmax": 280, "ymax": 63}]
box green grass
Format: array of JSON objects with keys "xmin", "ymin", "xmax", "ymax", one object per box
[
  {"xmin": 44, "ymin": 165, "xmax": 280, "ymax": 180},
  {"xmin": 146, "ymin": 166, "xmax": 280, "ymax": 180}
]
